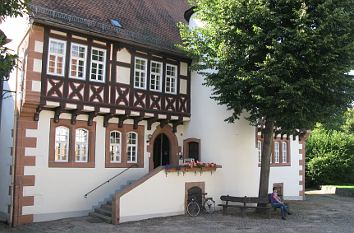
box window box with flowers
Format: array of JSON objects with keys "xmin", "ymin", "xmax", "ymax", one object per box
[{"xmin": 165, "ymin": 161, "xmax": 221, "ymax": 175}]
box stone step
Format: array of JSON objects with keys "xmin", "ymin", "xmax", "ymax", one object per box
[
  {"xmin": 89, "ymin": 212, "xmax": 112, "ymax": 224},
  {"xmin": 101, "ymin": 203, "xmax": 112, "ymax": 211},
  {"xmin": 95, "ymin": 207, "xmax": 112, "ymax": 217}
]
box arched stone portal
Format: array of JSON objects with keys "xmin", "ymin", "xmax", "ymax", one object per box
[{"xmin": 148, "ymin": 125, "xmax": 179, "ymax": 170}]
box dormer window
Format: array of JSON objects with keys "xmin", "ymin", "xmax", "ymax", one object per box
[{"xmin": 110, "ymin": 19, "xmax": 122, "ymax": 28}]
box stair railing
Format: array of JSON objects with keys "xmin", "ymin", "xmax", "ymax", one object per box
[{"xmin": 84, "ymin": 164, "xmax": 138, "ymax": 198}]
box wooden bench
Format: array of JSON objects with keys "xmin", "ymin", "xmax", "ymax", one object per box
[{"xmin": 218, "ymin": 195, "xmax": 272, "ymax": 218}]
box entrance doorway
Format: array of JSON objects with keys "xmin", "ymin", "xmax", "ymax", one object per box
[{"xmin": 153, "ymin": 133, "xmax": 170, "ymax": 168}]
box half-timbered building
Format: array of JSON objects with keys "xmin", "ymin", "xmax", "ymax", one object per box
[{"xmin": 0, "ymin": 0, "xmax": 308, "ymax": 226}]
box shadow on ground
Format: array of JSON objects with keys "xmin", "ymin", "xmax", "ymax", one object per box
[{"xmin": 1, "ymin": 194, "xmax": 354, "ymax": 233}]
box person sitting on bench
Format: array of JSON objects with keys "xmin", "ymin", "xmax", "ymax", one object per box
[{"xmin": 270, "ymin": 187, "xmax": 292, "ymax": 220}]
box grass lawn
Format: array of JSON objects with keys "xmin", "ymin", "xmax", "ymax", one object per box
[{"xmin": 335, "ymin": 185, "xmax": 354, "ymax": 189}]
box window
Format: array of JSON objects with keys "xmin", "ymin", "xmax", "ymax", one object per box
[
  {"xmin": 70, "ymin": 43, "xmax": 87, "ymax": 79},
  {"xmin": 49, "ymin": 119, "xmax": 95, "ymax": 168},
  {"xmin": 47, "ymin": 38, "xmax": 66, "ymax": 76},
  {"xmin": 90, "ymin": 47, "xmax": 106, "ymax": 82},
  {"xmin": 274, "ymin": 142, "xmax": 280, "ymax": 163},
  {"xmin": 75, "ymin": 128, "xmax": 89, "ymax": 162},
  {"xmin": 150, "ymin": 61, "xmax": 162, "ymax": 91},
  {"xmin": 257, "ymin": 140, "xmax": 262, "ymax": 163},
  {"xmin": 110, "ymin": 131, "xmax": 121, "ymax": 163},
  {"xmin": 282, "ymin": 142, "xmax": 288, "ymax": 163},
  {"xmin": 257, "ymin": 136, "xmax": 291, "ymax": 166},
  {"xmin": 127, "ymin": 132, "xmax": 137, "ymax": 163},
  {"xmin": 105, "ymin": 124, "xmax": 144, "ymax": 168},
  {"xmin": 165, "ymin": 64, "xmax": 177, "ymax": 94},
  {"xmin": 55, "ymin": 127, "xmax": 69, "ymax": 162},
  {"xmin": 134, "ymin": 57, "xmax": 147, "ymax": 89}
]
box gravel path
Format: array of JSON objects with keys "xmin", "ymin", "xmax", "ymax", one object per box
[{"xmin": 1, "ymin": 194, "xmax": 353, "ymax": 233}]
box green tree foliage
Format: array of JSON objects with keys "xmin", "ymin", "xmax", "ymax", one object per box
[
  {"xmin": 0, "ymin": 0, "xmax": 29, "ymax": 80},
  {"xmin": 306, "ymin": 123, "xmax": 354, "ymax": 186},
  {"xmin": 179, "ymin": 0, "xmax": 354, "ymax": 199}
]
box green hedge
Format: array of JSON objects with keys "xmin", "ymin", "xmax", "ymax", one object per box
[{"xmin": 306, "ymin": 125, "xmax": 354, "ymax": 187}]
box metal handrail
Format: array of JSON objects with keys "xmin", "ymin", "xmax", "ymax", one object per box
[{"xmin": 84, "ymin": 164, "xmax": 138, "ymax": 198}]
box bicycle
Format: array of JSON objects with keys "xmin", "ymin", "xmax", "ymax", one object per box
[{"xmin": 186, "ymin": 192, "xmax": 215, "ymax": 217}]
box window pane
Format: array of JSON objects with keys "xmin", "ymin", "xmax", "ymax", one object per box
[
  {"xmin": 134, "ymin": 58, "xmax": 147, "ymax": 89},
  {"xmin": 165, "ymin": 64, "xmax": 177, "ymax": 94},
  {"xmin": 282, "ymin": 142, "xmax": 287, "ymax": 163},
  {"xmin": 55, "ymin": 127, "xmax": 69, "ymax": 161},
  {"xmin": 75, "ymin": 129, "xmax": 89, "ymax": 162},
  {"xmin": 48, "ymin": 39, "xmax": 66, "ymax": 76},
  {"xmin": 274, "ymin": 142, "xmax": 279, "ymax": 163},
  {"xmin": 90, "ymin": 48, "xmax": 106, "ymax": 82},
  {"xmin": 110, "ymin": 131, "xmax": 121, "ymax": 162}
]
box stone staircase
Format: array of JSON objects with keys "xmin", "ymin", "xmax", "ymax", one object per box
[
  {"xmin": 89, "ymin": 200, "xmax": 113, "ymax": 223},
  {"xmin": 88, "ymin": 180, "xmax": 135, "ymax": 223}
]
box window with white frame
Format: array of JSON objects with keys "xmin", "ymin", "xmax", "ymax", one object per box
[
  {"xmin": 165, "ymin": 64, "xmax": 177, "ymax": 94},
  {"xmin": 134, "ymin": 57, "xmax": 147, "ymax": 89},
  {"xmin": 257, "ymin": 140, "xmax": 262, "ymax": 163},
  {"xmin": 70, "ymin": 43, "xmax": 87, "ymax": 79},
  {"xmin": 75, "ymin": 128, "xmax": 89, "ymax": 162},
  {"xmin": 90, "ymin": 47, "xmax": 106, "ymax": 82},
  {"xmin": 274, "ymin": 142, "xmax": 280, "ymax": 163},
  {"xmin": 110, "ymin": 131, "xmax": 122, "ymax": 163},
  {"xmin": 282, "ymin": 142, "xmax": 288, "ymax": 163},
  {"xmin": 55, "ymin": 126, "xmax": 69, "ymax": 162},
  {"xmin": 150, "ymin": 61, "xmax": 162, "ymax": 91},
  {"xmin": 47, "ymin": 38, "xmax": 66, "ymax": 76},
  {"xmin": 127, "ymin": 132, "xmax": 137, "ymax": 163}
]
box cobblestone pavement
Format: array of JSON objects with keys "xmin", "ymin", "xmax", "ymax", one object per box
[{"xmin": 0, "ymin": 194, "xmax": 353, "ymax": 233}]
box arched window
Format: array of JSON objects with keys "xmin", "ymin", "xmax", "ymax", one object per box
[
  {"xmin": 282, "ymin": 142, "xmax": 288, "ymax": 163},
  {"xmin": 257, "ymin": 140, "xmax": 262, "ymax": 163},
  {"xmin": 274, "ymin": 142, "xmax": 280, "ymax": 163},
  {"xmin": 127, "ymin": 132, "xmax": 137, "ymax": 163},
  {"xmin": 55, "ymin": 126, "xmax": 69, "ymax": 162},
  {"xmin": 75, "ymin": 128, "xmax": 89, "ymax": 162},
  {"xmin": 110, "ymin": 131, "xmax": 121, "ymax": 163}
]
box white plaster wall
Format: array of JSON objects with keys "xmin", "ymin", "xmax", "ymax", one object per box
[
  {"xmin": 266, "ymin": 139, "xmax": 303, "ymax": 199},
  {"xmin": 120, "ymin": 169, "xmax": 222, "ymax": 222},
  {"xmin": 184, "ymin": 70, "xmax": 302, "ymax": 200},
  {"xmin": 0, "ymin": 16, "xmax": 30, "ymax": 222},
  {"xmin": 184, "ymin": 14, "xmax": 302, "ymax": 200},
  {"xmin": 183, "ymin": 70, "xmax": 260, "ymax": 198},
  {"xmin": 0, "ymin": 80, "xmax": 15, "ymax": 221},
  {"xmin": 117, "ymin": 48, "xmax": 131, "ymax": 63},
  {"xmin": 28, "ymin": 111, "xmax": 152, "ymax": 222}
]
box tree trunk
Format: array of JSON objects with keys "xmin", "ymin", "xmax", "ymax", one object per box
[{"xmin": 258, "ymin": 120, "xmax": 274, "ymax": 206}]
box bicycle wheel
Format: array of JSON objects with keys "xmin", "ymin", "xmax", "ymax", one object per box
[
  {"xmin": 204, "ymin": 198, "xmax": 215, "ymax": 214},
  {"xmin": 187, "ymin": 201, "xmax": 200, "ymax": 217}
]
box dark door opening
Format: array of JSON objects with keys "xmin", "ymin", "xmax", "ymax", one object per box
[
  {"xmin": 188, "ymin": 186, "xmax": 202, "ymax": 207},
  {"xmin": 153, "ymin": 134, "xmax": 170, "ymax": 168},
  {"xmin": 188, "ymin": 142, "xmax": 199, "ymax": 161}
]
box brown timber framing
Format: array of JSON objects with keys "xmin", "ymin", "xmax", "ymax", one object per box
[{"xmin": 37, "ymin": 24, "xmax": 191, "ymax": 124}]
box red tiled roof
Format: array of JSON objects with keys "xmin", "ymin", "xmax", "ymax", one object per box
[{"xmin": 30, "ymin": 0, "xmax": 190, "ymax": 55}]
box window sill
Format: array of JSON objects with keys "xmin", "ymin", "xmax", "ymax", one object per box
[
  {"xmin": 48, "ymin": 161, "xmax": 95, "ymax": 168},
  {"xmin": 258, "ymin": 163, "xmax": 291, "ymax": 167},
  {"xmin": 105, "ymin": 162, "xmax": 142, "ymax": 168}
]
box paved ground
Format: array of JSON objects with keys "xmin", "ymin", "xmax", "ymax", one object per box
[{"xmin": 1, "ymin": 193, "xmax": 354, "ymax": 233}]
